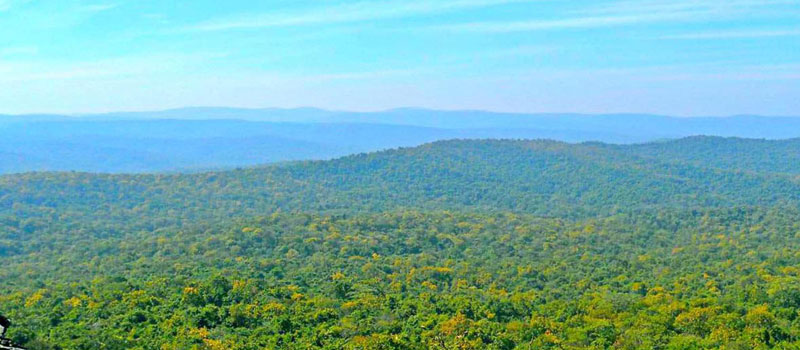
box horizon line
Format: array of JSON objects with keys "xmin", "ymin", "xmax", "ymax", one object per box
[{"xmin": 1, "ymin": 106, "xmax": 798, "ymax": 119}]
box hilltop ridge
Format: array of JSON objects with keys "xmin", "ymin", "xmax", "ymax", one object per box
[{"xmin": 3, "ymin": 137, "xmax": 800, "ymax": 225}]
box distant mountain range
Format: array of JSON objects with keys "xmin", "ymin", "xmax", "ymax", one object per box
[{"xmin": 1, "ymin": 107, "xmax": 799, "ymax": 173}]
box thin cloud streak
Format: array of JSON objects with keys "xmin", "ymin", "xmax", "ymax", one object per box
[
  {"xmin": 501, "ymin": 63, "xmax": 800, "ymax": 82},
  {"xmin": 663, "ymin": 29, "xmax": 800, "ymax": 40},
  {"xmin": 81, "ymin": 3, "xmax": 118, "ymax": 13},
  {"xmin": 584, "ymin": 0, "xmax": 797, "ymax": 16},
  {"xmin": 0, "ymin": 0, "xmax": 28, "ymax": 11},
  {"xmin": 0, "ymin": 46, "xmax": 38, "ymax": 56},
  {"xmin": 434, "ymin": 13, "xmax": 692, "ymax": 33},
  {"xmin": 185, "ymin": 0, "xmax": 535, "ymax": 31},
  {"xmin": 0, "ymin": 52, "xmax": 231, "ymax": 83},
  {"xmin": 436, "ymin": 0, "xmax": 796, "ymax": 33}
]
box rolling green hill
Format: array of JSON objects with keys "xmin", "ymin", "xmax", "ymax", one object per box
[
  {"xmin": 3, "ymin": 137, "xmax": 800, "ymax": 349},
  {"xmin": 3, "ymin": 137, "xmax": 799, "ymax": 225},
  {"xmin": 624, "ymin": 136, "xmax": 800, "ymax": 174}
]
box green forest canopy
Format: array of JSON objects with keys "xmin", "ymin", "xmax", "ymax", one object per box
[{"xmin": 2, "ymin": 136, "xmax": 800, "ymax": 349}]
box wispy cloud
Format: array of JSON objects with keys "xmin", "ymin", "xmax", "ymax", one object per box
[
  {"xmin": 0, "ymin": 46, "xmax": 38, "ymax": 57},
  {"xmin": 504, "ymin": 63, "xmax": 800, "ymax": 82},
  {"xmin": 0, "ymin": 52, "xmax": 230, "ymax": 83},
  {"xmin": 643, "ymin": 64, "xmax": 800, "ymax": 82},
  {"xmin": 481, "ymin": 45, "xmax": 554, "ymax": 58},
  {"xmin": 435, "ymin": 0, "xmax": 797, "ymax": 33},
  {"xmin": 583, "ymin": 0, "xmax": 796, "ymax": 16},
  {"xmin": 0, "ymin": 0, "xmax": 29, "ymax": 11},
  {"xmin": 81, "ymin": 3, "xmax": 118, "ymax": 13},
  {"xmin": 663, "ymin": 29, "xmax": 800, "ymax": 40},
  {"xmin": 185, "ymin": 0, "xmax": 534, "ymax": 32},
  {"xmin": 436, "ymin": 14, "xmax": 676, "ymax": 33}
]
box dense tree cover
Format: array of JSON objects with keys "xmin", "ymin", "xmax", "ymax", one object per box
[
  {"xmin": 3, "ymin": 209, "xmax": 800, "ymax": 349},
  {"xmin": 2, "ymin": 138, "xmax": 800, "ymax": 224},
  {"xmin": 2, "ymin": 138, "xmax": 800, "ymax": 349},
  {"xmin": 622, "ymin": 137, "xmax": 800, "ymax": 175}
]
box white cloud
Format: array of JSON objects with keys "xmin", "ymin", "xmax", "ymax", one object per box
[
  {"xmin": 81, "ymin": 3, "xmax": 118, "ymax": 13},
  {"xmin": 0, "ymin": 46, "xmax": 38, "ymax": 56},
  {"xmin": 434, "ymin": 0, "xmax": 798, "ymax": 33},
  {"xmin": 436, "ymin": 13, "xmax": 678, "ymax": 33},
  {"xmin": 502, "ymin": 63, "xmax": 800, "ymax": 82},
  {"xmin": 0, "ymin": 0, "xmax": 30, "ymax": 11},
  {"xmin": 646, "ymin": 64, "xmax": 800, "ymax": 81},
  {"xmin": 481, "ymin": 45, "xmax": 554, "ymax": 58},
  {"xmin": 0, "ymin": 52, "xmax": 230, "ymax": 83},
  {"xmin": 186, "ymin": 0, "xmax": 535, "ymax": 31},
  {"xmin": 584, "ymin": 0, "xmax": 797, "ymax": 16},
  {"xmin": 662, "ymin": 29, "xmax": 800, "ymax": 40}
]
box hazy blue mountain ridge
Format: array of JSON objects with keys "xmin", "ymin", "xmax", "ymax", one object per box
[{"xmin": 2, "ymin": 108, "xmax": 800, "ymax": 173}]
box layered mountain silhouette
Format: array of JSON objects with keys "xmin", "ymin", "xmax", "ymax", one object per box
[{"xmin": 2, "ymin": 107, "xmax": 800, "ymax": 173}]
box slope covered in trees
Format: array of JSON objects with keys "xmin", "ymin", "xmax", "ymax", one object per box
[
  {"xmin": 2, "ymin": 138, "xmax": 800, "ymax": 223},
  {"xmin": 623, "ymin": 136, "xmax": 800, "ymax": 175},
  {"xmin": 2, "ymin": 137, "xmax": 800, "ymax": 349},
  {"xmin": 3, "ymin": 209, "xmax": 800, "ymax": 349}
]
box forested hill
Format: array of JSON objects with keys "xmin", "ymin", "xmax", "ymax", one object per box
[
  {"xmin": 623, "ymin": 136, "xmax": 800, "ymax": 174},
  {"xmin": 3, "ymin": 137, "xmax": 799, "ymax": 224},
  {"xmin": 5, "ymin": 136, "xmax": 800, "ymax": 349}
]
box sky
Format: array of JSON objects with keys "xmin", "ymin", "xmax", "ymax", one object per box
[{"xmin": 0, "ymin": 0, "xmax": 798, "ymax": 116}]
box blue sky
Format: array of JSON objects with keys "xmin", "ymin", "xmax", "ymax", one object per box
[{"xmin": 0, "ymin": 0, "xmax": 798, "ymax": 115}]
